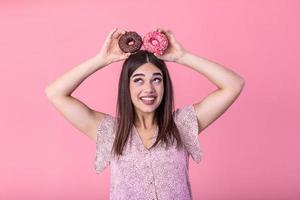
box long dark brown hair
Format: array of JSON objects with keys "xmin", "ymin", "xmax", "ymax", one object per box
[{"xmin": 111, "ymin": 50, "xmax": 183, "ymax": 159}]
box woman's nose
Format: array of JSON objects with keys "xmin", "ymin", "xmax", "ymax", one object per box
[{"xmin": 143, "ymin": 81, "xmax": 155, "ymax": 92}]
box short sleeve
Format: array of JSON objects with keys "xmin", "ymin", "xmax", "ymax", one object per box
[
  {"xmin": 173, "ymin": 104, "xmax": 202, "ymax": 164},
  {"xmin": 94, "ymin": 114, "xmax": 117, "ymax": 174}
]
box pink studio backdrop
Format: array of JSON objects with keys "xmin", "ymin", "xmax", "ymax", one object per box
[{"xmin": 0, "ymin": 1, "xmax": 299, "ymax": 200}]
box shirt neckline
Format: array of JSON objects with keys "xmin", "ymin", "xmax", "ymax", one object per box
[{"xmin": 133, "ymin": 125, "xmax": 158, "ymax": 151}]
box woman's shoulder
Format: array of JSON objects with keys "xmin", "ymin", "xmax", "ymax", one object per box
[
  {"xmin": 173, "ymin": 104, "xmax": 197, "ymax": 124},
  {"xmin": 173, "ymin": 104, "xmax": 202, "ymax": 163},
  {"xmin": 96, "ymin": 113, "xmax": 118, "ymax": 134}
]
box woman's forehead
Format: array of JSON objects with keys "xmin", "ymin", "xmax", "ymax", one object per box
[{"xmin": 131, "ymin": 63, "xmax": 162, "ymax": 77}]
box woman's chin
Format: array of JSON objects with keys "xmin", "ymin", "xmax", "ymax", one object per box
[
  {"xmin": 138, "ymin": 106, "xmax": 156, "ymax": 113},
  {"xmin": 136, "ymin": 103, "xmax": 159, "ymax": 113}
]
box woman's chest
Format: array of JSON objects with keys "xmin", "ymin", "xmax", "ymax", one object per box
[{"xmin": 111, "ymin": 138, "xmax": 189, "ymax": 173}]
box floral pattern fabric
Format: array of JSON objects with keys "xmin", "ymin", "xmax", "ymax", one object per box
[{"xmin": 94, "ymin": 105, "xmax": 202, "ymax": 200}]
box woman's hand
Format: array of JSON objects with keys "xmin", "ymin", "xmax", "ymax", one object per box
[
  {"xmin": 95, "ymin": 28, "xmax": 131, "ymax": 65},
  {"xmin": 153, "ymin": 28, "xmax": 187, "ymax": 62}
]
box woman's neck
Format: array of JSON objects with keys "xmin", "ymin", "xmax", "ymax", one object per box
[{"xmin": 135, "ymin": 113, "xmax": 156, "ymax": 130}]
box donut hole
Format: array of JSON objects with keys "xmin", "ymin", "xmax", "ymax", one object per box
[
  {"xmin": 126, "ymin": 39, "xmax": 135, "ymax": 46},
  {"xmin": 150, "ymin": 38, "xmax": 159, "ymax": 46}
]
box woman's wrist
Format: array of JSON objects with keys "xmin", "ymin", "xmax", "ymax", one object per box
[
  {"xmin": 174, "ymin": 50, "xmax": 190, "ymax": 64},
  {"xmin": 92, "ymin": 54, "xmax": 111, "ymax": 67}
]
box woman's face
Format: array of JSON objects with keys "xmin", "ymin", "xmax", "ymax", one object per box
[{"xmin": 129, "ymin": 63, "xmax": 164, "ymax": 114}]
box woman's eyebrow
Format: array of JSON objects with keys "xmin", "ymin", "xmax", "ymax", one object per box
[
  {"xmin": 153, "ymin": 73, "xmax": 163, "ymax": 77},
  {"xmin": 132, "ymin": 72, "xmax": 162, "ymax": 78}
]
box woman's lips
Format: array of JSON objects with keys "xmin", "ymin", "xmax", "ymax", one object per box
[{"xmin": 140, "ymin": 96, "xmax": 156, "ymax": 105}]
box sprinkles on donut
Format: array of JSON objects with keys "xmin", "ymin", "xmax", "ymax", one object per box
[
  {"xmin": 118, "ymin": 31, "xmax": 143, "ymax": 53},
  {"xmin": 142, "ymin": 31, "xmax": 169, "ymax": 56}
]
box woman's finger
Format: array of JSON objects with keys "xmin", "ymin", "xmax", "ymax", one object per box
[
  {"xmin": 155, "ymin": 28, "xmax": 171, "ymax": 34},
  {"xmin": 155, "ymin": 28, "xmax": 174, "ymax": 41},
  {"xmin": 166, "ymin": 29, "xmax": 173, "ymax": 35},
  {"xmin": 107, "ymin": 28, "xmax": 118, "ymax": 39},
  {"xmin": 163, "ymin": 29, "xmax": 177, "ymax": 43},
  {"xmin": 120, "ymin": 52, "xmax": 131, "ymax": 60},
  {"xmin": 112, "ymin": 29, "xmax": 126, "ymax": 39},
  {"xmin": 102, "ymin": 28, "xmax": 120, "ymax": 49},
  {"xmin": 156, "ymin": 28, "xmax": 165, "ymax": 34},
  {"xmin": 103, "ymin": 28, "xmax": 117, "ymax": 46}
]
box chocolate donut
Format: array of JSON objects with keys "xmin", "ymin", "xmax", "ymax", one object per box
[{"xmin": 118, "ymin": 31, "xmax": 143, "ymax": 53}]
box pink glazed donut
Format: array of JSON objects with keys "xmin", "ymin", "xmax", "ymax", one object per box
[{"xmin": 142, "ymin": 31, "xmax": 169, "ymax": 56}]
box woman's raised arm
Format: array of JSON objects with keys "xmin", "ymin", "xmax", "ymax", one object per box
[
  {"xmin": 154, "ymin": 28, "xmax": 245, "ymax": 134},
  {"xmin": 45, "ymin": 28, "xmax": 130, "ymax": 141}
]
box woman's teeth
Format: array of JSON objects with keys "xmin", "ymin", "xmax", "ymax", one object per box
[
  {"xmin": 140, "ymin": 97, "xmax": 156, "ymax": 105},
  {"xmin": 141, "ymin": 97, "xmax": 155, "ymax": 100}
]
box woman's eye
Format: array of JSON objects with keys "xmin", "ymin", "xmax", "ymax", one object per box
[
  {"xmin": 133, "ymin": 78, "xmax": 143, "ymax": 83},
  {"xmin": 153, "ymin": 78, "xmax": 162, "ymax": 83}
]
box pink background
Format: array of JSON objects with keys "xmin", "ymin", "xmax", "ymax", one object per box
[{"xmin": 1, "ymin": 0, "xmax": 299, "ymax": 199}]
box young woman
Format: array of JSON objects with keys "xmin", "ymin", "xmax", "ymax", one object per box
[{"xmin": 45, "ymin": 28, "xmax": 245, "ymax": 200}]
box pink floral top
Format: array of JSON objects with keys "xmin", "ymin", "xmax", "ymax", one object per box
[{"xmin": 94, "ymin": 105, "xmax": 202, "ymax": 200}]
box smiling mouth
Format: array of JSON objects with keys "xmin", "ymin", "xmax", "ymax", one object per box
[{"xmin": 139, "ymin": 96, "xmax": 157, "ymax": 105}]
